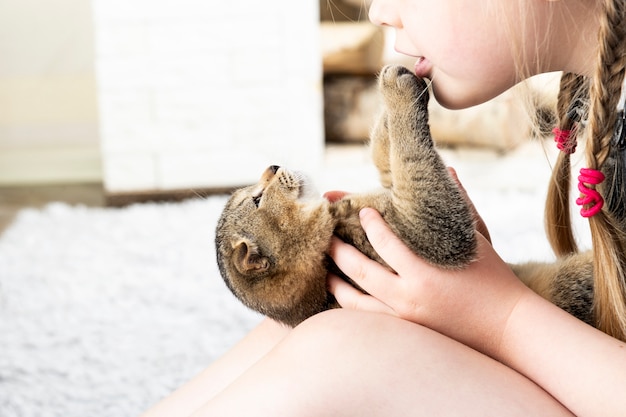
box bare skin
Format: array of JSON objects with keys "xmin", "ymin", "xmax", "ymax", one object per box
[
  {"xmin": 141, "ymin": 318, "xmax": 290, "ymax": 417},
  {"xmin": 144, "ymin": 312, "xmax": 574, "ymax": 417}
]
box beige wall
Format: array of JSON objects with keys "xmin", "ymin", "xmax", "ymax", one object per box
[{"xmin": 0, "ymin": 0, "xmax": 102, "ymax": 185}]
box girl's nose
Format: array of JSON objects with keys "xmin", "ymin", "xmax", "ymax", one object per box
[{"xmin": 368, "ymin": 0, "xmax": 402, "ymax": 28}]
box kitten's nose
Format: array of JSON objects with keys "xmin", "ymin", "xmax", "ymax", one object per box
[{"xmin": 261, "ymin": 165, "xmax": 280, "ymax": 182}]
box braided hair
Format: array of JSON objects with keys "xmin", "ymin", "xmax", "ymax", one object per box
[{"xmin": 544, "ymin": 0, "xmax": 626, "ymax": 340}]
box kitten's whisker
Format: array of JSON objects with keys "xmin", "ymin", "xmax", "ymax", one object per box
[{"xmin": 412, "ymin": 75, "xmax": 435, "ymax": 108}]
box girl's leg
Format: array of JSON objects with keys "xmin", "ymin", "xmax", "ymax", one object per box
[
  {"xmin": 141, "ymin": 318, "xmax": 291, "ymax": 417},
  {"xmin": 191, "ymin": 310, "xmax": 574, "ymax": 417}
]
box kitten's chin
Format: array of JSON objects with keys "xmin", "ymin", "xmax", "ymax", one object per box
[{"xmin": 293, "ymin": 171, "xmax": 322, "ymax": 204}]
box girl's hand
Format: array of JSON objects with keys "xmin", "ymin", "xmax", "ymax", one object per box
[
  {"xmin": 328, "ymin": 210, "xmax": 532, "ymax": 358},
  {"xmin": 324, "ymin": 168, "xmax": 521, "ymax": 353}
]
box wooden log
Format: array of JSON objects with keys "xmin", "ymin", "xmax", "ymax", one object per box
[{"xmin": 321, "ymin": 22, "xmax": 384, "ymax": 75}]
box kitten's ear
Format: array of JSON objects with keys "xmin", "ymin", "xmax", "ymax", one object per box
[{"xmin": 233, "ymin": 238, "xmax": 270, "ymax": 275}]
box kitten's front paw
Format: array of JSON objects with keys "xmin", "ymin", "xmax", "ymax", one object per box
[{"xmin": 378, "ymin": 65, "xmax": 429, "ymax": 111}]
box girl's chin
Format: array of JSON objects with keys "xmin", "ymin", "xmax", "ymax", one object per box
[
  {"xmin": 412, "ymin": 63, "xmax": 489, "ymax": 109},
  {"xmin": 430, "ymin": 84, "xmax": 477, "ymax": 110}
]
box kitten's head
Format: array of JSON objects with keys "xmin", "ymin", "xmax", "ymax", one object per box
[{"xmin": 215, "ymin": 165, "xmax": 336, "ymax": 326}]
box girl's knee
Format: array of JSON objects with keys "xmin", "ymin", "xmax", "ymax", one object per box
[
  {"xmin": 293, "ymin": 309, "xmax": 384, "ymax": 340},
  {"xmin": 282, "ymin": 310, "xmax": 422, "ymax": 358}
]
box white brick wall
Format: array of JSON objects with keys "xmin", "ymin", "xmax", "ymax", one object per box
[{"xmin": 92, "ymin": 0, "xmax": 323, "ymax": 192}]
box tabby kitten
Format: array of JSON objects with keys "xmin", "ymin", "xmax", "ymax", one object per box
[{"xmin": 215, "ymin": 65, "xmax": 593, "ymax": 327}]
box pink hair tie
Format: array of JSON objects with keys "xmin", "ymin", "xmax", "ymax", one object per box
[
  {"xmin": 552, "ymin": 127, "xmax": 577, "ymax": 154},
  {"xmin": 576, "ymin": 168, "xmax": 605, "ymax": 218}
]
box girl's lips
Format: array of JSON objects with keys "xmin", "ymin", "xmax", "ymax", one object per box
[{"xmin": 414, "ymin": 57, "xmax": 432, "ymax": 79}]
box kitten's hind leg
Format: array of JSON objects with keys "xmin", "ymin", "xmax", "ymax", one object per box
[{"xmin": 378, "ymin": 65, "xmax": 477, "ymax": 268}]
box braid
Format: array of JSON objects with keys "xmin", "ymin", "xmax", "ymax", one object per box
[
  {"xmin": 585, "ymin": 0, "xmax": 626, "ymax": 340},
  {"xmin": 545, "ymin": 73, "xmax": 586, "ymax": 257}
]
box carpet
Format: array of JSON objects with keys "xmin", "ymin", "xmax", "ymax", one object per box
[{"xmin": 0, "ymin": 198, "xmax": 262, "ymax": 417}]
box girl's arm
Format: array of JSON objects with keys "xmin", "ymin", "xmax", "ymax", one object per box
[{"xmin": 329, "ymin": 208, "xmax": 626, "ymax": 417}]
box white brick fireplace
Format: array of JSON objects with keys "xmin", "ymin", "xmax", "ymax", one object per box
[{"xmin": 92, "ymin": 0, "xmax": 323, "ymax": 194}]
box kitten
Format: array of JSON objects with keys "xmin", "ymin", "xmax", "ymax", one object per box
[{"xmin": 215, "ymin": 65, "xmax": 593, "ymax": 327}]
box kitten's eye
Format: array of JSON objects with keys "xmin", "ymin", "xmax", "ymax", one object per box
[{"xmin": 252, "ymin": 194, "xmax": 262, "ymax": 207}]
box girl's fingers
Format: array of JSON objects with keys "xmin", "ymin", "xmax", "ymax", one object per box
[
  {"xmin": 357, "ymin": 208, "xmax": 429, "ymax": 277},
  {"xmin": 328, "ymin": 235, "xmax": 399, "ymax": 298},
  {"xmin": 327, "ymin": 274, "xmax": 396, "ymax": 315}
]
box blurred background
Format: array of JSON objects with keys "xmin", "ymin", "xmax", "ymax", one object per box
[
  {"xmin": 1, "ymin": 0, "xmax": 324, "ymax": 228},
  {"xmin": 0, "ymin": 0, "xmax": 559, "ymax": 229}
]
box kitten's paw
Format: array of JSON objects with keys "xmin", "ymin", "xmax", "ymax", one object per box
[{"xmin": 378, "ymin": 65, "xmax": 429, "ymax": 110}]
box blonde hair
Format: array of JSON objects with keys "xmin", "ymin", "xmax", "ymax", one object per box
[{"xmin": 545, "ymin": 0, "xmax": 626, "ymax": 340}]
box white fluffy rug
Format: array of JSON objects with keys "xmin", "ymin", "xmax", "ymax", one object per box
[
  {"xmin": 0, "ymin": 142, "xmax": 592, "ymax": 417},
  {"xmin": 0, "ymin": 198, "xmax": 263, "ymax": 417}
]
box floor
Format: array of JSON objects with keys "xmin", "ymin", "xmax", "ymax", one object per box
[{"xmin": 0, "ymin": 184, "xmax": 105, "ymax": 235}]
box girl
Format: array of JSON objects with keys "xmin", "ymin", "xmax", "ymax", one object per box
[{"xmin": 143, "ymin": 0, "xmax": 626, "ymax": 415}]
